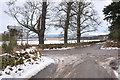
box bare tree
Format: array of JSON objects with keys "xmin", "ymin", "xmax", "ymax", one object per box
[
  {"xmin": 5, "ymin": 0, "xmax": 47, "ymax": 45},
  {"xmin": 64, "ymin": 2, "xmax": 73, "ymax": 44},
  {"xmin": 70, "ymin": 1, "xmax": 100, "ymax": 43},
  {"xmin": 51, "ymin": 2, "xmax": 73, "ymax": 44}
]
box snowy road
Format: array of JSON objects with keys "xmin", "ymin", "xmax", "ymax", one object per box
[{"xmin": 32, "ymin": 43, "xmax": 118, "ymax": 78}]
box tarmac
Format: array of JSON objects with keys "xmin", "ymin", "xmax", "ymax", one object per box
[{"xmin": 32, "ymin": 43, "xmax": 118, "ymax": 79}]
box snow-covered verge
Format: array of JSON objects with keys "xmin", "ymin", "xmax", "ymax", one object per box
[
  {"xmin": 113, "ymin": 70, "xmax": 118, "ymax": 78},
  {"xmin": 118, "ymin": 66, "xmax": 120, "ymax": 79},
  {"xmin": 99, "ymin": 57, "xmax": 118, "ymax": 78},
  {"xmin": 100, "ymin": 45, "xmax": 120, "ymax": 50},
  {"xmin": 0, "ymin": 47, "xmax": 55, "ymax": 79},
  {"xmin": 100, "ymin": 42, "xmax": 120, "ymax": 50},
  {"xmin": 1, "ymin": 56, "xmax": 54, "ymax": 78},
  {"xmin": 43, "ymin": 47, "xmax": 75, "ymax": 51}
]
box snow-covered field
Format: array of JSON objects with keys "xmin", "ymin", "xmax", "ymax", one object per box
[
  {"xmin": 17, "ymin": 39, "xmax": 101, "ymax": 45},
  {"xmin": 0, "ymin": 40, "xmax": 101, "ymax": 46},
  {"xmin": 0, "ymin": 42, "xmax": 2, "ymax": 46}
]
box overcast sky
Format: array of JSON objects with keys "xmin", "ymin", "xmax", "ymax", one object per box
[{"xmin": 0, "ymin": 0, "xmax": 112, "ymax": 34}]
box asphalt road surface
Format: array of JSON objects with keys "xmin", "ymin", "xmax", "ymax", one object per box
[{"xmin": 32, "ymin": 42, "xmax": 118, "ymax": 78}]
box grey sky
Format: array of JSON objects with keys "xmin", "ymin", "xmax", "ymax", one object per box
[{"xmin": 0, "ymin": 0, "xmax": 112, "ymax": 34}]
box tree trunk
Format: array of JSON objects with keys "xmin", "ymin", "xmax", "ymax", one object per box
[
  {"xmin": 39, "ymin": 1, "xmax": 47, "ymax": 45},
  {"xmin": 26, "ymin": 32, "xmax": 28, "ymax": 45},
  {"xmin": 77, "ymin": 25, "xmax": 81, "ymax": 43},
  {"xmin": 38, "ymin": 33, "xmax": 43, "ymax": 45},
  {"xmin": 64, "ymin": 2, "xmax": 73, "ymax": 44},
  {"xmin": 77, "ymin": 12, "xmax": 81, "ymax": 43},
  {"xmin": 77, "ymin": 2, "xmax": 81, "ymax": 43},
  {"xmin": 41, "ymin": 1, "xmax": 47, "ymax": 44},
  {"xmin": 64, "ymin": 23, "xmax": 68, "ymax": 44}
]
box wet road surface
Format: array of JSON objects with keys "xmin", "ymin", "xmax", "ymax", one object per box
[{"xmin": 32, "ymin": 43, "xmax": 118, "ymax": 78}]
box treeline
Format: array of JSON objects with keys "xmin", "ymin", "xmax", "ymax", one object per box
[
  {"xmin": 4, "ymin": 0, "xmax": 100, "ymax": 45},
  {"xmin": 103, "ymin": 1, "xmax": 120, "ymax": 42}
]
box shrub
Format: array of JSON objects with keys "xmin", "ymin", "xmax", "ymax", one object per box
[
  {"xmin": 32, "ymin": 57, "xmax": 37, "ymax": 61},
  {"xmin": 18, "ymin": 68, "xmax": 23, "ymax": 71},
  {"xmin": 38, "ymin": 50, "xmax": 42, "ymax": 58},
  {"xmin": 19, "ymin": 57, "xmax": 24, "ymax": 64},
  {"xmin": 58, "ymin": 45, "xmax": 62, "ymax": 48},
  {"xmin": 49, "ymin": 46, "xmax": 54, "ymax": 49},
  {"xmin": 2, "ymin": 40, "xmax": 17, "ymax": 54},
  {"xmin": 19, "ymin": 43, "xmax": 24, "ymax": 49},
  {"xmin": 9, "ymin": 68, "xmax": 13, "ymax": 71},
  {"xmin": 24, "ymin": 54, "xmax": 30, "ymax": 59},
  {"xmin": 27, "ymin": 59, "xmax": 31, "ymax": 62},
  {"xmin": 22, "ymin": 44, "xmax": 29, "ymax": 51},
  {"xmin": 29, "ymin": 51, "xmax": 34, "ymax": 54},
  {"xmin": 1, "ymin": 46, "xmax": 42, "ymax": 71},
  {"xmin": 5, "ymin": 71, "xmax": 10, "ymax": 75},
  {"xmin": 25, "ymin": 44, "xmax": 29, "ymax": 48},
  {"xmin": 2, "ymin": 42, "xmax": 8, "ymax": 53}
]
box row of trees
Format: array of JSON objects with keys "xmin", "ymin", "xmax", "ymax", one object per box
[
  {"xmin": 52, "ymin": 2, "xmax": 100, "ymax": 44},
  {"xmin": 5, "ymin": 0, "xmax": 100, "ymax": 45}
]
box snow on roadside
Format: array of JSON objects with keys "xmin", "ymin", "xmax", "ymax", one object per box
[
  {"xmin": 44, "ymin": 47, "xmax": 75, "ymax": 51},
  {"xmin": 1, "ymin": 56, "xmax": 54, "ymax": 78},
  {"xmin": 100, "ymin": 45, "xmax": 120, "ymax": 50},
  {"xmin": 118, "ymin": 65, "xmax": 120, "ymax": 79},
  {"xmin": 99, "ymin": 57, "xmax": 118, "ymax": 78},
  {"xmin": 0, "ymin": 47, "xmax": 55, "ymax": 79},
  {"xmin": 81, "ymin": 44, "xmax": 91, "ymax": 47},
  {"xmin": 113, "ymin": 70, "xmax": 118, "ymax": 78},
  {"xmin": 96, "ymin": 42, "xmax": 106, "ymax": 44},
  {"xmin": 99, "ymin": 57, "xmax": 115, "ymax": 69}
]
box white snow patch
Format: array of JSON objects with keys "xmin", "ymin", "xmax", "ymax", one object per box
[
  {"xmin": 118, "ymin": 65, "xmax": 120, "ymax": 79},
  {"xmin": 100, "ymin": 45, "xmax": 120, "ymax": 50},
  {"xmin": 1, "ymin": 56, "xmax": 55, "ymax": 78},
  {"xmin": 96, "ymin": 42, "xmax": 106, "ymax": 44},
  {"xmin": 44, "ymin": 47, "xmax": 74, "ymax": 51},
  {"xmin": 99, "ymin": 57, "xmax": 115, "ymax": 69},
  {"xmin": 113, "ymin": 70, "xmax": 118, "ymax": 78},
  {"xmin": 105, "ymin": 57, "xmax": 115, "ymax": 61},
  {"xmin": 1, "ymin": 47, "xmax": 55, "ymax": 79},
  {"xmin": 0, "ymin": 42, "xmax": 2, "ymax": 46}
]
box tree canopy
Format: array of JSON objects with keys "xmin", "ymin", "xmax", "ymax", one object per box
[
  {"xmin": 103, "ymin": 1, "xmax": 120, "ymax": 41},
  {"xmin": 5, "ymin": 1, "xmax": 47, "ymax": 44}
]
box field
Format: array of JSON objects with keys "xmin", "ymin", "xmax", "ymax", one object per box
[{"xmin": 17, "ymin": 39, "xmax": 101, "ymax": 45}]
